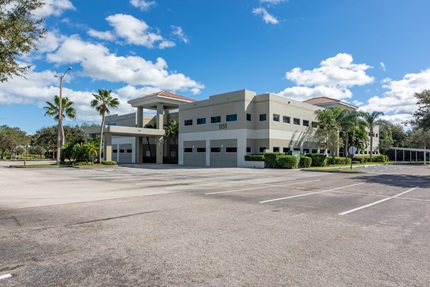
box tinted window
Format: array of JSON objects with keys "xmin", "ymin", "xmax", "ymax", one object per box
[
  {"xmin": 197, "ymin": 118, "xmax": 206, "ymax": 125},
  {"xmin": 303, "ymin": 120, "xmax": 309, "ymax": 126},
  {"xmin": 283, "ymin": 116, "xmax": 290, "ymax": 124},
  {"xmin": 184, "ymin": 119, "xmax": 193, "ymax": 126},
  {"xmin": 226, "ymin": 114, "xmax": 237, "ymax": 122},
  {"xmin": 211, "ymin": 116, "xmax": 221, "ymax": 123},
  {"xmin": 226, "ymin": 147, "xmax": 237, "ymax": 152},
  {"xmin": 293, "ymin": 118, "xmax": 300, "ymax": 125},
  {"xmin": 273, "ymin": 114, "xmax": 280, "ymax": 122},
  {"xmin": 246, "ymin": 114, "xmax": 252, "ymax": 121},
  {"xmin": 211, "ymin": 147, "xmax": 221, "ymax": 152},
  {"xmin": 184, "ymin": 148, "xmax": 192, "ymax": 152},
  {"xmin": 197, "ymin": 148, "xmax": 206, "ymax": 152},
  {"xmin": 259, "ymin": 114, "xmax": 267, "ymax": 121}
]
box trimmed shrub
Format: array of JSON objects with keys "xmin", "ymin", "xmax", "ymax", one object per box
[
  {"xmin": 370, "ymin": 155, "xmax": 388, "ymax": 162},
  {"xmin": 332, "ymin": 157, "xmax": 351, "ymax": 165},
  {"xmin": 244, "ymin": 154, "xmax": 265, "ymax": 162},
  {"xmin": 308, "ymin": 154, "xmax": 328, "ymax": 167},
  {"xmin": 278, "ymin": 155, "xmax": 298, "ymax": 169},
  {"xmin": 353, "ymin": 156, "xmax": 370, "ymax": 163},
  {"xmin": 299, "ymin": 155, "xmax": 312, "ymax": 168},
  {"xmin": 101, "ymin": 160, "xmax": 117, "ymax": 165},
  {"xmin": 264, "ymin": 152, "xmax": 284, "ymax": 168}
]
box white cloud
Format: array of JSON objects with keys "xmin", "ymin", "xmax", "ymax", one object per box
[
  {"xmin": 380, "ymin": 62, "xmax": 386, "ymax": 71},
  {"xmin": 46, "ymin": 36, "xmax": 204, "ymax": 93},
  {"xmin": 87, "ymin": 29, "xmax": 116, "ymax": 41},
  {"xmin": 130, "ymin": 0, "xmax": 156, "ymax": 11},
  {"xmin": 252, "ymin": 8, "xmax": 279, "ymax": 24},
  {"xmin": 260, "ymin": 0, "xmax": 287, "ymax": 5},
  {"xmin": 286, "ymin": 53, "xmax": 374, "ymax": 88},
  {"xmin": 359, "ymin": 69, "xmax": 430, "ymax": 125},
  {"xmin": 277, "ymin": 86, "xmax": 352, "ymax": 101},
  {"xmin": 88, "ymin": 14, "xmax": 173, "ymax": 49},
  {"xmin": 171, "ymin": 26, "xmax": 189, "ymax": 44},
  {"xmin": 33, "ymin": 0, "xmax": 75, "ymax": 17}
]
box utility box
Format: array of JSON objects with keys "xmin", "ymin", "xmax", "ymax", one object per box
[{"xmin": 287, "ymin": 150, "xmax": 301, "ymax": 167}]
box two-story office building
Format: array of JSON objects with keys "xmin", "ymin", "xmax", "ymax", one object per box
[{"xmin": 86, "ymin": 89, "xmax": 379, "ymax": 167}]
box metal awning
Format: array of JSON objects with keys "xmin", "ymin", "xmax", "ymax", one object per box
[{"xmin": 393, "ymin": 147, "xmax": 430, "ymax": 165}]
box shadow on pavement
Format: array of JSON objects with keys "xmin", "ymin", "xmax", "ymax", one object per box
[{"xmin": 352, "ymin": 174, "xmax": 430, "ymax": 189}]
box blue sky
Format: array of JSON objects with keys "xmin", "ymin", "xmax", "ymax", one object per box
[{"xmin": 1, "ymin": 0, "xmax": 430, "ymax": 133}]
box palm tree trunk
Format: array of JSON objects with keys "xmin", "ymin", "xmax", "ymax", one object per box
[
  {"xmin": 369, "ymin": 126, "xmax": 373, "ymax": 161},
  {"xmin": 99, "ymin": 113, "xmax": 105, "ymax": 163},
  {"xmin": 60, "ymin": 122, "xmax": 65, "ymax": 146},
  {"xmin": 345, "ymin": 131, "xmax": 349, "ymax": 160}
]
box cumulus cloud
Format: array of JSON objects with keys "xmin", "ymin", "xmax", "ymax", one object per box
[
  {"xmin": 359, "ymin": 69, "xmax": 430, "ymax": 124},
  {"xmin": 87, "ymin": 14, "xmax": 174, "ymax": 49},
  {"xmin": 130, "ymin": 0, "xmax": 156, "ymax": 11},
  {"xmin": 46, "ymin": 36, "xmax": 203, "ymax": 93},
  {"xmin": 252, "ymin": 8, "xmax": 279, "ymax": 24},
  {"xmin": 33, "ymin": 0, "xmax": 75, "ymax": 17},
  {"xmin": 277, "ymin": 53, "xmax": 374, "ymax": 102}
]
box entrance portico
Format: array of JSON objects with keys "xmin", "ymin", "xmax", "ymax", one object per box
[{"xmin": 86, "ymin": 91, "xmax": 195, "ymax": 164}]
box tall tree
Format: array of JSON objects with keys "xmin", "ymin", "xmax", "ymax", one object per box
[
  {"xmin": 378, "ymin": 124, "xmax": 394, "ymax": 154},
  {"xmin": 90, "ymin": 89, "xmax": 120, "ymax": 163},
  {"xmin": 0, "ymin": 0, "xmax": 46, "ymax": 82},
  {"xmin": 361, "ymin": 111, "xmax": 384, "ymax": 160},
  {"xmin": 407, "ymin": 128, "xmax": 430, "ymax": 149},
  {"xmin": 315, "ymin": 107, "xmax": 343, "ymax": 164},
  {"xmin": 410, "ymin": 90, "xmax": 430, "ymax": 130},
  {"xmin": 338, "ymin": 109, "xmax": 365, "ymax": 159},
  {"xmin": 44, "ymin": 95, "xmax": 76, "ymax": 145},
  {"xmin": 0, "ymin": 125, "xmax": 27, "ymax": 158},
  {"xmin": 164, "ymin": 120, "xmax": 179, "ymax": 156}
]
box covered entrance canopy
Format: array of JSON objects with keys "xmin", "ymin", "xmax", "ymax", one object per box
[
  {"xmin": 393, "ymin": 147, "xmax": 430, "ymax": 165},
  {"xmin": 86, "ymin": 91, "xmax": 195, "ymax": 164}
]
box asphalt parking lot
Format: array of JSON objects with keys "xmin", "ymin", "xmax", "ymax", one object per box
[{"xmin": 0, "ymin": 162, "xmax": 429, "ymax": 286}]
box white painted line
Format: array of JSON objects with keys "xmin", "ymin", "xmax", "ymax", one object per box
[
  {"xmin": 0, "ymin": 274, "xmax": 12, "ymax": 280},
  {"xmin": 339, "ymin": 187, "xmax": 419, "ymax": 216},
  {"xmin": 205, "ymin": 179, "xmax": 321, "ymax": 195},
  {"xmin": 259, "ymin": 182, "xmax": 365, "ymax": 204}
]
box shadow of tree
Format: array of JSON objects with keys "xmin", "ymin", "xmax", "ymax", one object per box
[{"xmin": 352, "ymin": 174, "xmax": 430, "ymax": 189}]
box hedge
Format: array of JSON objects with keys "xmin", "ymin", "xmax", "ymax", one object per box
[
  {"xmin": 352, "ymin": 156, "xmax": 370, "ymax": 163},
  {"xmin": 264, "ymin": 152, "xmax": 284, "ymax": 168},
  {"xmin": 299, "ymin": 155, "xmax": 312, "ymax": 168},
  {"xmin": 278, "ymin": 155, "xmax": 298, "ymax": 169},
  {"xmin": 101, "ymin": 160, "xmax": 117, "ymax": 165},
  {"xmin": 332, "ymin": 157, "xmax": 351, "ymax": 165},
  {"xmin": 244, "ymin": 154, "xmax": 265, "ymax": 162},
  {"xmin": 370, "ymin": 155, "xmax": 389, "ymax": 162},
  {"xmin": 308, "ymin": 154, "xmax": 328, "ymax": 167}
]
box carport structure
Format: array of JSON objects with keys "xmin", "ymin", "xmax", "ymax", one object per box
[
  {"xmin": 86, "ymin": 91, "xmax": 195, "ymax": 164},
  {"xmin": 393, "ymin": 147, "xmax": 430, "ymax": 165}
]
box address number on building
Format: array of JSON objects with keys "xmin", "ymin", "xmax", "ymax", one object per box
[{"xmin": 219, "ymin": 123, "xmax": 227, "ymax": 130}]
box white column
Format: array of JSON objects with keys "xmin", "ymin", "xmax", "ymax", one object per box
[{"xmin": 206, "ymin": 139, "xmax": 210, "ymax": 167}]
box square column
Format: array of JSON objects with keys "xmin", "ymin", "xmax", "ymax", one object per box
[
  {"xmin": 135, "ymin": 137, "xmax": 143, "ymax": 163},
  {"xmin": 157, "ymin": 104, "xmax": 164, "ymax": 130},
  {"xmin": 104, "ymin": 133, "xmax": 112, "ymax": 161},
  {"xmin": 137, "ymin": 107, "xmax": 143, "ymax": 128},
  {"xmin": 156, "ymin": 136, "xmax": 164, "ymax": 164}
]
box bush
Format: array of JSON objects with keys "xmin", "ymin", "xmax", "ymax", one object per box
[
  {"xmin": 371, "ymin": 155, "xmax": 388, "ymax": 162},
  {"xmin": 244, "ymin": 154, "xmax": 265, "ymax": 162},
  {"xmin": 308, "ymin": 154, "xmax": 328, "ymax": 167},
  {"xmin": 353, "ymin": 156, "xmax": 370, "ymax": 163},
  {"xmin": 299, "ymin": 155, "xmax": 312, "ymax": 168},
  {"xmin": 101, "ymin": 160, "xmax": 117, "ymax": 165},
  {"xmin": 332, "ymin": 157, "xmax": 351, "ymax": 165},
  {"xmin": 264, "ymin": 152, "xmax": 284, "ymax": 168},
  {"xmin": 278, "ymin": 155, "xmax": 298, "ymax": 169}
]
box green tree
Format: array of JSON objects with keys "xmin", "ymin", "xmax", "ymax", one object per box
[
  {"xmin": 0, "ymin": 0, "xmax": 46, "ymax": 82},
  {"xmin": 44, "ymin": 95, "xmax": 76, "ymax": 145},
  {"xmin": 164, "ymin": 120, "xmax": 178, "ymax": 156},
  {"xmin": 407, "ymin": 128, "xmax": 430, "ymax": 149},
  {"xmin": 378, "ymin": 124, "xmax": 394, "ymax": 154},
  {"xmin": 315, "ymin": 108, "xmax": 343, "ymax": 164},
  {"xmin": 410, "ymin": 90, "xmax": 430, "ymax": 130},
  {"xmin": 361, "ymin": 111, "xmax": 384, "ymax": 160},
  {"xmin": 90, "ymin": 89, "xmax": 120, "ymax": 163},
  {"xmin": 338, "ymin": 109, "xmax": 365, "ymax": 159},
  {"xmin": 0, "ymin": 125, "xmax": 27, "ymax": 158}
]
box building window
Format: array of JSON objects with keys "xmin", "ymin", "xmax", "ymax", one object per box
[
  {"xmin": 126, "ymin": 149, "xmax": 132, "ymax": 153},
  {"xmin": 259, "ymin": 114, "xmax": 267, "ymax": 121},
  {"xmin": 293, "ymin": 118, "xmax": 300, "ymax": 125},
  {"xmin": 273, "ymin": 114, "xmax": 280, "ymax": 122},
  {"xmin": 113, "ymin": 149, "xmax": 118, "ymax": 153},
  {"xmin": 226, "ymin": 114, "xmax": 237, "ymax": 122},
  {"xmin": 273, "ymin": 147, "xmax": 280, "ymax": 152},
  {"xmin": 303, "ymin": 120, "xmax": 309, "ymax": 127},
  {"xmin": 312, "ymin": 149, "xmax": 318, "ymax": 153},
  {"xmin": 211, "ymin": 116, "xmax": 221, "ymax": 123},
  {"xmin": 246, "ymin": 147, "xmax": 251, "ymax": 153},
  {"xmin": 197, "ymin": 148, "xmax": 206, "ymax": 152},
  {"xmin": 259, "ymin": 147, "xmax": 267, "ymax": 153},
  {"xmin": 120, "ymin": 149, "xmax": 125, "ymax": 153},
  {"xmin": 197, "ymin": 118, "xmax": 206, "ymax": 125},
  {"xmin": 226, "ymin": 147, "xmax": 237, "ymax": 152},
  {"xmin": 211, "ymin": 147, "xmax": 221, "ymax": 152},
  {"xmin": 283, "ymin": 116, "xmax": 290, "ymax": 124},
  {"xmin": 312, "ymin": 121, "xmax": 318, "ymax": 128},
  {"xmin": 184, "ymin": 119, "xmax": 193, "ymax": 126},
  {"xmin": 184, "ymin": 148, "xmax": 193, "ymax": 152},
  {"xmin": 283, "ymin": 147, "xmax": 290, "ymax": 153},
  {"xmin": 246, "ymin": 114, "xmax": 252, "ymax": 121}
]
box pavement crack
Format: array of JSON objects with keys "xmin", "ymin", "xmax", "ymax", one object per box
[
  {"xmin": 0, "ymin": 264, "xmax": 24, "ymax": 272},
  {"xmin": 68, "ymin": 210, "xmax": 160, "ymax": 226},
  {"xmin": 11, "ymin": 215, "xmax": 22, "ymax": 227}
]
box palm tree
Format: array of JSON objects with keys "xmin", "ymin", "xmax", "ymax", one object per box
[
  {"xmin": 315, "ymin": 107, "xmax": 343, "ymax": 164},
  {"xmin": 361, "ymin": 111, "xmax": 384, "ymax": 160},
  {"xmin": 90, "ymin": 89, "xmax": 120, "ymax": 163},
  {"xmin": 44, "ymin": 95, "xmax": 76, "ymax": 146},
  {"xmin": 164, "ymin": 120, "xmax": 179, "ymax": 156},
  {"xmin": 338, "ymin": 109, "xmax": 366, "ymax": 159}
]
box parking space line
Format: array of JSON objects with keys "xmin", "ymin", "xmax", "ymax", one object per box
[
  {"xmin": 0, "ymin": 274, "xmax": 12, "ymax": 280},
  {"xmin": 259, "ymin": 182, "xmax": 365, "ymax": 204},
  {"xmin": 205, "ymin": 179, "xmax": 321, "ymax": 195},
  {"xmin": 339, "ymin": 187, "xmax": 419, "ymax": 216}
]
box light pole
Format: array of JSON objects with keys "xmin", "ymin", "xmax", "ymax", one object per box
[{"xmin": 54, "ymin": 67, "xmax": 72, "ymax": 165}]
